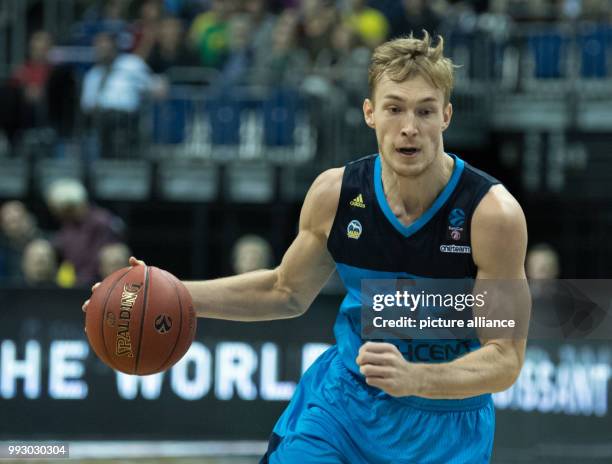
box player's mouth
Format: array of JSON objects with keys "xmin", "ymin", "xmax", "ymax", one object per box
[{"xmin": 396, "ymin": 147, "xmax": 420, "ymax": 157}]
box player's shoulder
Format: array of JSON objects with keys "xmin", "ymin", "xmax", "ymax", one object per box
[
  {"xmin": 473, "ymin": 184, "xmax": 525, "ymax": 230},
  {"xmin": 301, "ymin": 167, "xmax": 344, "ymax": 227},
  {"xmin": 471, "ymin": 184, "xmax": 527, "ymax": 264},
  {"xmin": 309, "ymin": 167, "xmax": 344, "ymax": 198},
  {"xmin": 471, "ymin": 185, "xmax": 528, "ymax": 275},
  {"xmin": 462, "ymin": 159, "xmax": 500, "ymax": 185}
]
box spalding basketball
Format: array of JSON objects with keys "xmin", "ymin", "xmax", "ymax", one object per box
[{"xmin": 85, "ymin": 265, "xmax": 196, "ymax": 375}]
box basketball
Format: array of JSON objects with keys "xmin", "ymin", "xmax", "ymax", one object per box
[{"xmin": 85, "ymin": 265, "xmax": 197, "ymax": 375}]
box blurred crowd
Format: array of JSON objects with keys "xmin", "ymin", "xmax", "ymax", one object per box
[
  {"xmin": 0, "ymin": 0, "xmax": 604, "ymax": 286},
  {"xmin": 0, "ymin": 179, "xmax": 129, "ymax": 288},
  {"xmin": 0, "ymin": 176, "xmax": 277, "ymax": 288},
  {"xmin": 1, "ymin": 0, "xmax": 611, "ymax": 159}
]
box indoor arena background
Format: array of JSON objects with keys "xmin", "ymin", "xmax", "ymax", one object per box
[{"xmin": 0, "ymin": 0, "xmax": 611, "ymax": 463}]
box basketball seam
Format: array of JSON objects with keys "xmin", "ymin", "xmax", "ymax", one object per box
[
  {"xmin": 155, "ymin": 270, "xmax": 184, "ymax": 373},
  {"xmin": 99, "ymin": 267, "xmax": 135, "ymax": 367},
  {"xmin": 134, "ymin": 265, "xmax": 150, "ymax": 375}
]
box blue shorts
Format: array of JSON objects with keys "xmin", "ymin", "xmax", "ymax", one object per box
[{"xmin": 261, "ymin": 346, "xmax": 495, "ymax": 464}]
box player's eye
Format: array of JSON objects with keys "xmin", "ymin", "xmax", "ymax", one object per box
[
  {"xmin": 387, "ymin": 106, "xmax": 401, "ymax": 114},
  {"xmin": 418, "ymin": 108, "xmax": 434, "ymax": 116}
]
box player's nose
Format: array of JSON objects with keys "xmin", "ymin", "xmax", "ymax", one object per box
[{"xmin": 400, "ymin": 114, "xmax": 418, "ymax": 137}]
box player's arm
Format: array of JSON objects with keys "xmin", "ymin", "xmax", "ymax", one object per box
[
  {"xmin": 181, "ymin": 168, "xmax": 342, "ymax": 321},
  {"xmin": 410, "ymin": 185, "xmax": 529, "ymax": 398},
  {"xmin": 358, "ymin": 185, "xmax": 530, "ymax": 398}
]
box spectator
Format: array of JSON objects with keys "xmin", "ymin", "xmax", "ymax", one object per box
[
  {"xmin": 10, "ymin": 31, "xmax": 54, "ymax": 128},
  {"xmin": 525, "ymin": 243, "xmax": 568, "ymax": 334},
  {"xmin": 98, "ymin": 242, "xmax": 131, "ymax": 279},
  {"xmin": 81, "ymin": 31, "xmax": 166, "ymax": 158},
  {"xmin": 220, "ymin": 14, "xmax": 256, "ymax": 87},
  {"xmin": 0, "ymin": 201, "xmax": 41, "ymax": 282},
  {"xmin": 390, "ymin": 0, "xmax": 443, "ymax": 39},
  {"xmin": 298, "ymin": 0, "xmax": 339, "ymax": 62},
  {"xmin": 132, "ymin": 0, "xmax": 164, "ymax": 60},
  {"xmin": 275, "ymin": 0, "xmax": 300, "ymax": 8},
  {"xmin": 147, "ymin": 16, "xmax": 198, "ymax": 74},
  {"xmin": 46, "ymin": 64, "xmax": 79, "ymax": 141},
  {"xmin": 162, "ymin": 0, "xmax": 205, "ymax": 23},
  {"xmin": 21, "ymin": 238, "xmax": 58, "ymax": 287},
  {"xmin": 252, "ymin": 9, "xmax": 309, "ymax": 87},
  {"xmin": 0, "ymin": 31, "xmax": 53, "ymax": 154},
  {"xmin": 71, "ymin": 0, "xmax": 132, "ymax": 48},
  {"xmin": 478, "ymin": 0, "xmax": 513, "ymax": 38},
  {"xmin": 473, "ymin": 0, "xmax": 514, "ymax": 81},
  {"xmin": 526, "ymin": 243, "xmax": 560, "ymax": 279},
  {"xmin": 243, "ymin": 0, "xmax": 277, "ymax": 65},
  {"xmin": 507, "ymin": 0, "xmax": 554, "ymax": 22},
  {"xmin": 0, "ymin": 78, "xmax": 26, "ymax": 151},
  {"xmin": 231, "ymin": 234, "xmax": 273, "ymax": 274},
  {"xmin": 344, "ymin": 0, "xmax": 390, "ymax": 49},
  {"xmin": 315, "ymin": 22, "xmax": 370, "ymax": 83},
  {"xmin": 188, "ymin": 0, "xmax": 238, "ymax": 68},
  {"xmin": 46, "ymin": 178, "xmax": 124, "ymax": 286}
]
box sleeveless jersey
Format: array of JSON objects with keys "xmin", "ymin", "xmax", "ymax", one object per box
[{"xmin": 327, "ymin": 153, "xmax": 500, "ymax": 375}]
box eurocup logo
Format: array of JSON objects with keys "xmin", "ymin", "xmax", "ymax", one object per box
[
  {"xmin": 449, "ymin": 208, "xmax": 466, "ymax": 227},
  {"xmin": 448, "ymin": 208, "xmax": 465, "ymax": 241},
  {"xmin": 347, "ymin": 220, "xmax": 362, "ymax": 239}
]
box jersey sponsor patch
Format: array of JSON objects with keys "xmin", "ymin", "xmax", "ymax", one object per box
[
  {"xmin": 349, "ymin": 194, "xmax": 366, "ymax": 208},
  {"xmin": 440, "ymin": 244, "xmax": 471, "ymax": 254},
  {"xmin": 347, "ymin": 220, "xmax": 362, "ymax": 239}
]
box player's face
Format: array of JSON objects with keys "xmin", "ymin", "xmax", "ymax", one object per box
[{"xmin": 363, "ymin": 73, "xmax": 452, "ymax": 178}]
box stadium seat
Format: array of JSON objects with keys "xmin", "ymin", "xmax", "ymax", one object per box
[
  {"xmin": 158, "ymin": 160, "xmax": 219, "ymax": 202},
  {"xmin": 151, "ymin": 95, "xmax": 194, "ymax": 145},
  {"xmin": 526, "ymin": 29, "xmax": 570, "ymax": 79},
  {"xmin": 90, "ymin": 159, "xmax": 152, "ymax": 200},
  {"xmin": 226, "ymin": 161, "xmax": 275, "ymax": 203},
  {"xmin": 35, "ymin": 158, "xmax": 84, "ymax": 195},
  {"xmin": 577, "ymin": 23, "xmax": 610, "ymax": 78},
  {"xmin": 263, "ymin": 88, "xmax": 300, "ymax": 147},
  {"xmin": 206, "ymin": 94, "xmax": 243, "ymax": 147},
  {"xmin": 0, "ymin": 158, "xmax": 28, "ymax": 198}
]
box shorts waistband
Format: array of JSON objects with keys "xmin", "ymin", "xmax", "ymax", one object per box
[{"xmin": 395, "ymin": 393, "xmax": 492, "ymax": 412}]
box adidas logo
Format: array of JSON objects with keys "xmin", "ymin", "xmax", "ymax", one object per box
[{"xmin": 350, "ymin": 194, "xmax": 366, "ymax": 208}]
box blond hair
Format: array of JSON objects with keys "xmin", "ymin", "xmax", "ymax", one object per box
[{"xmin": 368, "ymin": 31, "xmax": 455, "ymax": 104}]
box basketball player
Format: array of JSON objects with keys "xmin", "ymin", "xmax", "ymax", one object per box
[{"xmin": 84, "ymin": 32, "xmax": 529, "ymax": 463}]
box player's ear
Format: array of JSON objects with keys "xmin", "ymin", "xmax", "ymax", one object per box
[
  {"xmin": 363, "ymin": 98, "xmax": 375, "ymax": 128},
  {"xmin": 441, "ymin": 102, "xmax": 453, "ymax": 132}
]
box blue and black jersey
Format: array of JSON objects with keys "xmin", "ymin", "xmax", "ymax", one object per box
[
  {"xmin": 261, "ymin": 153, "xmax": 500, "ymax": 464},
  {"xmin": 327, "ymin": 153, "xmax": 500, "ymax": 375}
]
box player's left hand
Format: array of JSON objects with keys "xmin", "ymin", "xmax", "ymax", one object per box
[{"xmin": 356, "ymin": 342, "xmax": 420, "ymax": 397}]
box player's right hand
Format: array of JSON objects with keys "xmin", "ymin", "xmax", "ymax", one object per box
[{"xmin": 82, "ymin": 256, "xmax": 147, "ymax": 313}]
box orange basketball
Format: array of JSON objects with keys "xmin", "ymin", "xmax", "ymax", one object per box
[{"xmin": 85, "ymin": 265, "xmax": 197, "ymax": 375}]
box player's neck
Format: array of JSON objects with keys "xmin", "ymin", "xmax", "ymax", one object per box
[{"xmin": 381, "ymin": 151, "xmax": 454, "ymax": 221}]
